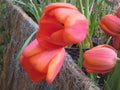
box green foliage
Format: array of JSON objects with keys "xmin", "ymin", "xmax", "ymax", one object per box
[
  {"xmin": 15, "ymin": 30, "xmax": 37, "ymax": 62},
  {"xmin": 104, "ymin": 60, "xmax": 120, "ymax": 90},
  {"xmin": 13, "ymin": 0, "xmax": 71, "ymax": 23},
  {"xmin": 14, "ymin": 0, "xmax": 42, "ymax": 22}
]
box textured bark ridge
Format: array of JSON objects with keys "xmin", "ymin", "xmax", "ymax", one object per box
[{"xmin": 0, "ymin": 0, "xmax": 100, "ymax": 90}]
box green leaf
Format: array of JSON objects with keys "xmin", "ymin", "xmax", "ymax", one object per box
[
  {"xmin": 104, "ymin": 80, "xmax": 112, "ymax": 90},
  {"xmin": 104, "ymin": 61, "xmax": 120, "ymax": 90},
  {"xmin": 15, "ymin": 30, "xmax": 37, "ymax": 62}
]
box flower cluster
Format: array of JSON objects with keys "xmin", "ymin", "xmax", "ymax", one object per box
[
  {"xmin": 20, "ymin": 3, "xmax": 88, "ymax": 83},
  {"xmin": 20, "ymin": 2, "xmax": 118, "ymax": 84}
]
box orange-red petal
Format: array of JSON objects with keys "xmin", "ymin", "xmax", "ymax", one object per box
[
  {"xmin": 20, "ymin": 55, "xmax": 46, "ymax": 82},
  {"xmin": 64, "ymin": 13, "xmax": 88, "ymax": 43},
  {"xmin": 22, "ymin": 39, "xmax": 43, "ymax": 58},
  {"xmin": 46, "ymin": 48, "xmax": 65, "ymax": 83},
  {"xmin": 28, "ymin": 48, "xmax": 64, "ymax": 73}
]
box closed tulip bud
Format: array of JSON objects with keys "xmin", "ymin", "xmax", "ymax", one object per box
[
  {"xmin": 100, "ymin": 14, "xmax": 120, "ymax": 36},
  {"xmin": 20, "ymin": 39, "xmax": 65, "ymax": 83},
  {"xmin": 112, "ymin": 36, "xmax": 120, "ymax": 50},
  {"xmin": 83, "ymin": 45, "xmax": 117, "ymax": 73},
  {"xmin": 36, "ymin": 3, "xmax": 88, "ymax": 49}
]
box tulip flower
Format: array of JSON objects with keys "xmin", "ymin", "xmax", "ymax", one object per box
[
  {"xmin": 100, "ymin": 14, "xmax": 120, "ymax": 36},
  {"xmin": 20, "ymin": 39, "xmax": 65, "ymax": 83},
  {"xmin": 20, "ymin": 3, "xmax": 88, "ymax": 84},
  {"xmin": 112, "ymin": 36, "xmax": 120, "ymax": 50},
  {"xmin": 83, "ymin": 45, "xmax": 117, "ymax": 73},
  {"xmin": 36, "ymin": 3, "xmax": 88, "ymax": 49}
]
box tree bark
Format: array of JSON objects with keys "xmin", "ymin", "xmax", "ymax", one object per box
[{"xmin": 0, "ymin": 0, "xmax": 100, "ymax": 90}]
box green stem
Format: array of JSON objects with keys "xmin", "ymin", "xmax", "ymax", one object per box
[
  {"xmin": 85, "ymin": 0, "xmax": 89, "ymax": 21},
  {"xmin": 78, "ymin": 43, "xmax": 83, "ymax": 67},
  {"xmin": 78, "ymin": 0, "xmax": 84, "ymax": 14},
  {"xmin": 87, "ymin": 33, "xmax": 93, "ymax": 48},
  {"xmin": 117, "ymin": 57, "xmax": 120, "ymax": 61},
  {"xmin": 106, "ymin": 36, "xmax": 112, "ymax": 44},
  {"xmin": 63, "ymin": 0, "xmax": 67, "ymax": 3},
  {"xmin": 117, "ymin": 50, "xmax": 120, "ymax": 57},
  {"xmin": 88, "ymin": 73, "xmax": 96, "ymax": 82},
  {"xmin": 89, "ymin": 0, "xmax": 95, "ymax": 15}
]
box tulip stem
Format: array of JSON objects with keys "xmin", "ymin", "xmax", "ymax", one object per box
[
  {"xmin": 63, "ymin": 0, "xmax": 67, "ymax": 3},
  {"xmin": 85, "ymin": 0, "xmax": 90, "ymax": 22},
  {"xmin": 87, "ymin": 33, "xmax": 93, "ymax": 48},
  {"xmin": 106, "ymin": 36, "xmax": 112, "ymax": 44},
  {"xmin": 78, "ymin": 0, "xmax": 84, "ymax": 14},
  {"xmin": 78, "ymin": 43, "xmax": 83, "ymax": 67},
  {"xmin": 117, "ymin": 50, "xmax": 120, "ymax": 57},
  {"xmin": 117, "ymin": 57, "xmax": 120, "ymax": 61},
  {"xmin": 89, "ymin": 73, "xmax": 96, "ymax": 82}
]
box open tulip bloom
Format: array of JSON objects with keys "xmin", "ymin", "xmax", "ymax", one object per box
[
  {"xmin": 36, "ymin": 3, "xmax": 88, "ymax": 49},
  {"xmin": 83, "ymin": 45, "xmax": 117, "ymax": 73},
  {"xmin": 20, "ymin": 2, "xmax": 88, "ymax": 83},
  {"xmin": 20, "ymin": 39, "xmax": 65, "ymax": 83}
]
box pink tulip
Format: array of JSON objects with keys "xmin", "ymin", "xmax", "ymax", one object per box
[
  {"xmin": 100, "ymin": 14, "xmax": 120, "ymax": 36},
  {"xmin": 20, "ymin": 39, "xmax": 65, "ymax": 83},
  {"xmin": 83, "ymin": 45, "xmax": 117, "ymax": 73},
  {"xmin": 36, "ymin": 3, "xmax": 88, "ymax": 49}
]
